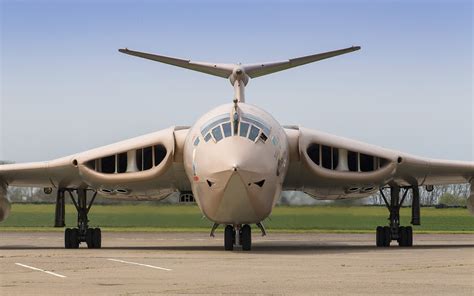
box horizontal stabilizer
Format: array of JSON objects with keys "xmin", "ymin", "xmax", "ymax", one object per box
[
  {"xmin": 119, "ymin": 46, "xmax": 361, "ymax": 80},
  {"xmin": 244, "ymin": 46, "xmax": 361, "ymax": 78},
  {"xmin": 119, "ymin": 48, "xmax": 235, "ymax": 78}
]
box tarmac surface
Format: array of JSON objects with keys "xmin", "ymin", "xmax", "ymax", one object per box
[{"xmin": 0, "ymin": 232, "xmax": 473, "ymax": 295}]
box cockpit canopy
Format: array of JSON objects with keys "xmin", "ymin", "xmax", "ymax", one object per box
[{"xmin": 197, "ymin": 113, "xmax": 271, "ymax": 145}]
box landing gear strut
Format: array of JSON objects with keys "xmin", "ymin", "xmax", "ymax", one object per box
[
  {"xmin": 62, "ymin": 189, "xmax": 101, "ymax": 249},
  {"xmin": 224, "ymin": 224, "xmax": 252, "ymax": 251},
  {"xmin": 376, "ymin": 185, "xmax": 419, "ymax": 247}
]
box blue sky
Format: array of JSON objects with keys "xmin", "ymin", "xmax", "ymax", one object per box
[{"xmin": 1, "ymin": 0, "xmax": 472, "ymax": 162}]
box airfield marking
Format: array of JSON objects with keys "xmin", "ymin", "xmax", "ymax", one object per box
[
  {"xmin": 15, "ymin": 263, "xmax": 66, "ymax": 278},
  {"xmin": 107, "ymin": 258, "xmax": 172, "ymax": 271}
]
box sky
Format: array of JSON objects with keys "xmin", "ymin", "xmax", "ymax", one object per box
[{"xmin": 1, "ymin": 0, "xmax": 472, "ymax": 162}]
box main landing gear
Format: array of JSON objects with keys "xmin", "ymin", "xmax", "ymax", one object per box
[
  {"xmin": 55, "ymin": 188, "xmax": 101, "ymax": 249},
  {"xmin": 223, "ymin": 224, "xmax": 253, "ymax": 251},
  {"xmin": 376, "ymin": 185, "xmax": 420, "ymax": 247}
]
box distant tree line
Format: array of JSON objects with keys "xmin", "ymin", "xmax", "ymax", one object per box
[{"xmin": 368, "ymin": 184, "xmax": 470, "ymax": 207}]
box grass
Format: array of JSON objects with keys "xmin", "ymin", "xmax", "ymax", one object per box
[{"xmin": 1, "ymin": 204, "xmax": 473, "ymax": 233}]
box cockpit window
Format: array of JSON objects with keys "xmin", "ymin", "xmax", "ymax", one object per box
[
  {"xmin": 248, "ymin": 125, "xmax": 260, "ymax": 141},
  {"xmin": 201, "ymin": 114, "xmax": 230, "ymax": 136},
  {"xmin": 239, "ymin": 122, "xmax": 250, "ymax": 137},
  {"xmin": 211, "ymin": 126, "xmax": 223, "ymax": 142},
  {"xmin": 222, "ymin": 122, "xmax": 232, "ymax": 138},
  {"xmin": 241, "ymin": 114, "xmax": 271, "ymax": 135},
  {"xmin": 199, "ymin": 112, "xmax": 271, "ymax": 144}
]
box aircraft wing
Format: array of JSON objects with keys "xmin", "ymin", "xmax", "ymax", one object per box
[
  {"xmin": 283, "ymin": 127, "xmax": 474, "ymax": 199},
  {"xmin": 0, "ymin": 127, "xmax": 191, "ymax": 200}
]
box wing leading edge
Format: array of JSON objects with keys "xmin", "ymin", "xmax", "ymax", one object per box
[
  {"xmin": 0, "ymin": 127, "xmax": 191, "ymax": 199},
  {"xmin": 283, "ymin": 126, "xmax": 473, "ymax": 199}
]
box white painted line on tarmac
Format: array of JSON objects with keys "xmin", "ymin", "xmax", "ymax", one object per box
[
  {"xmin": 107, "ymin": 258, "xmax": 172, "ymax": 271},
  {"xmin": 15, "ymin": 263, "xmax": 67, "ymax": 278}
]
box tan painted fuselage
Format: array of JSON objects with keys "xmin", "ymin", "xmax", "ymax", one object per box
[{"xmin": 183, "ymin": 103, "xmax": 289, "ymax": 224}]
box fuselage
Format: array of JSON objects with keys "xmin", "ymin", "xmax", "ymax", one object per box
[{"xmin": 183, "ymin": 102, "xmax": 289, "ymax": 224}]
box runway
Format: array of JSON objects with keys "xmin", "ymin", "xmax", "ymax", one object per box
[{"xmin": 1, "ymin": 232, "xmax": 473, "ymax": 295}]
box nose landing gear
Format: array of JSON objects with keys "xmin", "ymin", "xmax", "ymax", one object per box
[{"xmin": 224, "ymin": 224, "xmax": 252, "ymax": 251}]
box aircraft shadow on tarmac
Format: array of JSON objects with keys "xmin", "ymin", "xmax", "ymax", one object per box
[{"xmin": 1, "ymin": 244, "xmax": 473, "ymax": 255}]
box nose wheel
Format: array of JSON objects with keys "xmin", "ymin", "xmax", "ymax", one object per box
[
  {"xmin": 224, "ymin": 225, "xmax": 235, "ymax": 250},
  {"xmin": 224, "ymin": 224, "xmax": 252, "ymax": 251},
  {"xmin": 240, "ymin": 224, "xmax": 252, "ymax": 251}
]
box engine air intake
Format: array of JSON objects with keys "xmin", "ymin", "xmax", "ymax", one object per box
[
  {"xmin": 306, "ymin": 143, "xmax": 389, "ymax": 172},
  {"xmin": 86, "ymin": 144, "xmax": 167, "ymax": 174}
]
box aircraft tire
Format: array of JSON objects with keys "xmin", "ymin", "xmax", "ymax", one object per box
[
  {"xmin": 382, "ymin": 226, "xmax": 391, "ymax": 247},
  {"xmin": 92, "ymin": 228, "xmax": 102, "ymax": 249},
  {"xmin": 398, "ymin": 226, "xmax": 407, "ymax": 247},
  {"xmin": 65, "ymin": 228, "xmax": 72, "ymax": 249},
  {"xmin": 86, "ymin": 229, "xmax": 94, "ymax": 248},
  {"xmin": 241, "ymin": 224, "xmax": 251, "ymax": 251},
  {"xmin": 69, "ymin": 228, "xmax": 80, "ymax": 248},
  {"xmin": 376, "ymin": 226, "xmax": 384, "ymax": 247},
  {"xmin": 406, "ymin": 226, "xmax": 413, "ymax": 247},
  {"xmin": 224, "ymin": 225, "xmax": 234, "ymax": 251}
]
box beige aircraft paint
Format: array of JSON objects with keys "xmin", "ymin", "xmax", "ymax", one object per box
[{"xmin": 0, "ymin": 46, "xmax": 473, "ymax": 226}]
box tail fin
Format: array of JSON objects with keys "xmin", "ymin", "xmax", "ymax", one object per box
[{"xmin": 118, "ymin": 46, "xmax": 361, "ymax": 80}]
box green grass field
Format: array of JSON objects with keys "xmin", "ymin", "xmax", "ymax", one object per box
[{"xmin": 0, "ymin": 204, "xmax": 472, "ymax": 233}]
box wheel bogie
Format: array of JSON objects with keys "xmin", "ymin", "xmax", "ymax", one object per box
[
  {"xmin": 376, "ymin": 225, "xmax": 413, "ymax": 247},
  {"xmin": 64, "ymin": 227, "xmax": 101, "ymax": 249}
]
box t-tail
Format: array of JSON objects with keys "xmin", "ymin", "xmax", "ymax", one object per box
[{"xmin": 118, "ymin": 46, "xmax": 361, "ymax": 103}]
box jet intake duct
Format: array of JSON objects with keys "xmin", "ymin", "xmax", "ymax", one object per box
[
  {"xmin": 302, "ymin": 142, "xmax": 396, "ymax": 196},
  {"xmin": 0, "ymin": 181, "xmax": 11, "ymax": 222},
  {"xmin": 72, "ymin": 127, "xmax": 178, "ymax": 200},
  {"xmin": 294, "ymin": 127, "xmax": 398, "ymax": 199}
]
